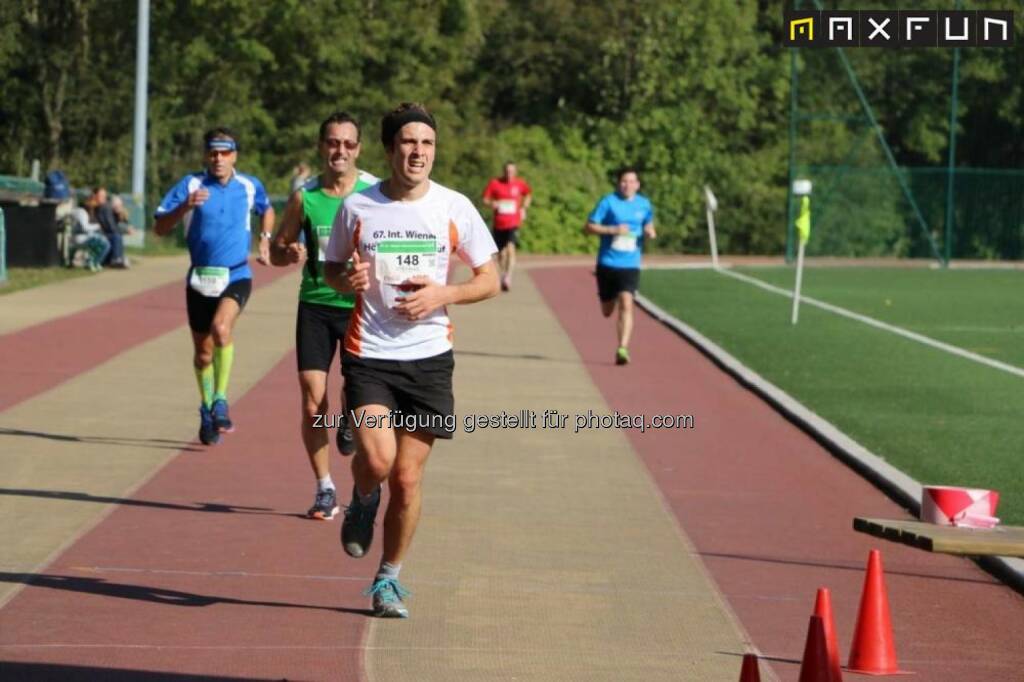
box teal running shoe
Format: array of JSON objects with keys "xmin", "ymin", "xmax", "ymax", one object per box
[{"xmin": 365, "ymin": 578, "xmax": 410, "ymax": 618}]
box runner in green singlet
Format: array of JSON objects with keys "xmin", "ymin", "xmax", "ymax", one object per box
[{"xmin": 270, "ymin": 112, "xmax": 376, "ymax": 519}]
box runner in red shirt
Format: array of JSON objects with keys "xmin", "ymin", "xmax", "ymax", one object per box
[{"xmin": 482, "ymin": 162, "xmax": 532, "ymax": 292}]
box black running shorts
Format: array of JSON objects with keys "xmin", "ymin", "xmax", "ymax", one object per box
[
  {"xmin": 185, "ymin": 278, "xmax": 252, "ymax": 333},
  {"xmin": 342, "ymin": 350, "xmax": 456, "ymax": 439},
  {"xmin": 296, "ymin": 301, "xmax": 352, "ymax": 372},
  {"xmin": 595, "ymin": 266, "xmax": 640, "ymax": 302},
  {"xmin": 492, "ymin": 227, "xmax": 519, "ymax": 251}
]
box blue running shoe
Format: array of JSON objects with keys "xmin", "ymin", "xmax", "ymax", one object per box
[
  {"xmin": 365, "ymin": 578, "xmax": 410, "ymax": 618},
  {"xmin": 211, "ymin": 398, "xmax": 234, "ymax": 433},
  {"xmin": 341, "ymin": 486, "xmax": 380, "ymax": 558},
  {"xmin": 198, "ymin": 405, "xmax": 220, "ymax": 445},
  {"xmin": 307, "ymin": 488, "xmax": 340, "ymax": 520}
]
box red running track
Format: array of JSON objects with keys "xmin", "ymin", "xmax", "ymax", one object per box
[
  {"xmin": 531, "ymin": 266, "xmax": 1024, "ymax": 682},
  {"xmin": 3, "ymin": 264, "xmax": 1022, "ymax": 680},
  {"xmin": 0, "ymin": 351, "xmax": 371, "ymax": 681},
  {"xmin": 0, "ymin": 264, "xmax": 297, "ymax": 413}
]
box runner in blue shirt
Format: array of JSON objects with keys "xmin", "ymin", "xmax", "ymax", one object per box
[
  {"xmin": 585, "ymin": 166, "xmax": 656, "ymax": 366},
  {"xmin": 153, "ymin": 127, "xmax": 275, "ymax": 445}
]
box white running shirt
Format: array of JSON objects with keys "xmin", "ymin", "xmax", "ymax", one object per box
[{"xmin": 325, "ymin": 181, "xmax": 497, "ymax": 360}]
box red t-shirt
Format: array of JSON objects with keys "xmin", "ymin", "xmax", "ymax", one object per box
[{"xmin": 483, "ymin": 177, "xmax": 531, "ymax": 230}]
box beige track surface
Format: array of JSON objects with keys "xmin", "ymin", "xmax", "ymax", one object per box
[
  {"xmin": 365, "ymin": 275, "xmax": 756, "ymax": 681},
  {"xmin": 0, "ymin": 255, "xmax": 191, "ymax": 335},
  {"xmin": 0, "ymin": 269, "xmax": 301, "ymax": 607}
]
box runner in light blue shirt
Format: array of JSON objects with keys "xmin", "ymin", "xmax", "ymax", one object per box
[
  {"xmin": 153, "ymin": 126, "xmax": 275, "ymax": 445},
  {"xmin": 585, "ymin": 166, "xmax": 656, "ymax": 365}
]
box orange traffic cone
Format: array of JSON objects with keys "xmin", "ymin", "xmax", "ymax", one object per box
[
  {"xmin": 798, "ymin": 615, "xmax": 835, "ymax": 682},
  {"xmin": 738, "ymin": 653, "xmax": 761, "ymax": 682},
  {"xmin": 847, "ymin": 549, "xmax": 910, "ymax": 675},
  {"xmin": 813, "ymin": 587, "xmax": 843, "ymax": 681}
]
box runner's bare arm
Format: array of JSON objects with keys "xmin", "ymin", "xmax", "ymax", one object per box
[
  {"xmin": 644, "ymin": 221, "xmax": 656, "ymax": 239},
  {"xmin": 394, "ymin": 260, "xmax": 500, "ymax": 321},
  {"xmin": 255, "ymin": 205, "xmax": 276, "ymax": 266},
  {"xmin": 153, "ymin": 189, "xmax": 208, "ymax": 236},
  {"xmin": 269, "ymin": 192, "xmax": 307, "ymax": 266}
]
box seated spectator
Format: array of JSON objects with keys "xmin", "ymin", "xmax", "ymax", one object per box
[
  {"xmin": 110, "ymin": 194, "xmax": 137, "ymax": 266},
  {"xmin": 110, "ymin": 194, "xmax": 136, "ymax": 234},
  {"xmin": 71, "ymin": 205, "xmax": 111, "ymax": 271},
  {"xmin": 90, "ymin": 186, "xmax": 129, "ymax": 268}
]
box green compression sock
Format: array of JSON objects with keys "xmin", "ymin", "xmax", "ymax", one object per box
[
  {"xmin": 195, "ymin": 364, "xmax": 214, "ymax": 408},
  {"xmin": 212, "ymin": 343, "xmax": 234, "ymax": 402}
]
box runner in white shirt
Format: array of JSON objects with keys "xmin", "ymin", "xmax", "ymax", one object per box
[{"xmin": 324, "ymin": 102, "xmax": 499, "ymax": 618}]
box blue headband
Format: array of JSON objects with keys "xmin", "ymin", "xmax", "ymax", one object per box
[{"xmin": 206, "ymin": 139, "xmax": 237, "ymax": 151}]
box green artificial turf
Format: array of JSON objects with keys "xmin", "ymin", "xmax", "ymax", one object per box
[{"xmin": 642, "ymin": 266, "xmax": 1024, "ymax": 526}]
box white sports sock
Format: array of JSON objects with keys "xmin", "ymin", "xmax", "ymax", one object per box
[
  {"xmin": 376, "ymin": 561, "xmax": 401, "ymax": 581},
  {"xmin": 317, "ymin": 475, "xmax": 335, "ymax": 493}
]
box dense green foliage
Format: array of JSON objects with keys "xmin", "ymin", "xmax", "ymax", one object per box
[{"xmin": 1, "ymin": 1, "xmax": 1021, "ymax": 255}]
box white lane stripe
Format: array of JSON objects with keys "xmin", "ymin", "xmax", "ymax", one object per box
[{"xmin": 717, "ymin": 267, "xmax": 1024, "ymax": 380}]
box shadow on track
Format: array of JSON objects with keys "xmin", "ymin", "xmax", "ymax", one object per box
[
  {"xmin": 0, "ymin": 427, "xmax": 202, "ymax": 453},
  {"xmin": 0, "ymin": 488, "xmax": 301, "ymax": 518},
  {"xmin": 0, "ymin": 572, "xmax": 374, "ymax": 617}
]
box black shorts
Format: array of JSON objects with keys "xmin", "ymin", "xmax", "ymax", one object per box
[
  {"xmin": 341, "ymin": 350, "xmax": 455, "ymax": 439},
  {"xmin": 492, "ymin": 227, "xmax": 519, "ymax": 251},
  {"xmin": 185, "ymin": 279, "xmax": 252, "ymax": 333},
  {"xmin": 596, "ymin": 266, "xmax": 640, "ymax": 302},
  {"xmin": 296, "ymin": 301, "xmax": 352, "ymax": 372}
]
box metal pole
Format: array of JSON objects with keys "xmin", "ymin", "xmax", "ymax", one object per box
[
  {"xmin": 706, "ymin": 198, "xmax": 719, "ymax": 271},
  {"xmin": 945, "ymin": 0, "xmax": 962, "ymax": 267},
  {"xmin": 791, "ymin": 240, "xmax": 806, "ymax": 325},
  {"xmin": 706, "ymin": 207, "xmax": 719, "ymax": 270},
  {"xmin": 787, "ymin": 47, "xmax": 799, "ymax": 263},
  {"xmin": 131, "ymin": 0, "xmax": 149, "ymax": 213}
]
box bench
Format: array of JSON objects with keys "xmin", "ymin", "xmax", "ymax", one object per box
[{"xmin": 853, "ymin": 517, "xmax": 1024, "ymax": 557}]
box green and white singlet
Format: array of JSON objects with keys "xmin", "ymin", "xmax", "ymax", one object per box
[{"xmin": 298, "ymin": 170, "xmax": 377, "ymax": 308}]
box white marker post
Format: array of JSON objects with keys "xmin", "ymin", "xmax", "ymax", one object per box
[
  {"xmin": 704, "ymin": 185, "xmax": 719, "ymax": 270},
  {"xmin": 791, "ymin": 179, "xmax": 812, "ymax": 325}
]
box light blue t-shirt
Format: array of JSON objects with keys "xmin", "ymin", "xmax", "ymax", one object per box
[
  {"xmin": 588, "ymin": 192, "xmax": 655, "ymax": 269},
  {"xmin": 155, "ymin": 170, "xmax": 271, "ymax": 283}
]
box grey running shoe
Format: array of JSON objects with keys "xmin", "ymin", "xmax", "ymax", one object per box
[
  {"xmin": 307, "ymin": 488, "xmax": 339, "ymax": 520},
  {"xmin": 365, "ymin": 578, "xmax": 410, "ymax": 618},
  {"xmin": 341, "ymin": 486, "xmax": 380, "ymax": 558}
]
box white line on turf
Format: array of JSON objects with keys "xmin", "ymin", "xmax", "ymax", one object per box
[{"xmin": 717, "ymin": 267, "xmax": 1024, "ymax": 380}]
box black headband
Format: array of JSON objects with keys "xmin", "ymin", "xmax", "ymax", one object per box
[{"xmin": 381, "ymin": 110, "xmax": 436, "ymax": 146}]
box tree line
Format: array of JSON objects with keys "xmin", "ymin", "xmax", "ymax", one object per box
[{"xmin": 1, "ymin": 0, "xmax": 1021, "ymax": 256}]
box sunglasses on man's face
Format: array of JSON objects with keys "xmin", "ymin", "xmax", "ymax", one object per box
[
  {"xmin": 207, "ymin": 149, "xmax": 235, "ymax": 158},
  {"xmin": 323, "ymin": 138, "xmax": 359, "ymax": 150}
]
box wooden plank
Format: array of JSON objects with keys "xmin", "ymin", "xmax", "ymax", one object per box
[{"xmin": 853, "ymin": 517, "xmax": 1024, "ymax": 557}]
